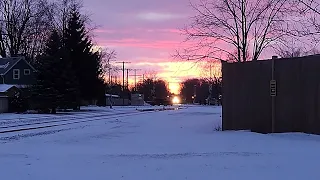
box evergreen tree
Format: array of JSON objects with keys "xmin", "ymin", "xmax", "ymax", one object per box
[
  {"xmin": 64, "ymin": 7, "xmax": 104, "ymax": 103},
  {"xmin": 32, "ymin": 30, "xmax": 79, "ymax": 113}
]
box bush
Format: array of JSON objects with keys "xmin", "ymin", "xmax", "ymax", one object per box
[{"xmin": 9, "ymin": 93, "xmax": 29, "ymax": 113}]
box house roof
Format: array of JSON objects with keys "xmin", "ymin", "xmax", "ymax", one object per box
[
  {"xmin": 0, "ymin": 84, "xmax": 16, "ymax": 93},
  {"xmin": 105, "ymin": 94, "xmax": 120, "ymax": 98},
  {"xmin": 0, "ymin": 56, "xmax": 36, "ymax": 75}
]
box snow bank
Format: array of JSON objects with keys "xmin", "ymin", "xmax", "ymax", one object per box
[{"xmin": 0, "ymin": 106, "xmax": 320, "ymax": 180}]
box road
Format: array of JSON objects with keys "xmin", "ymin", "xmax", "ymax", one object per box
[{"xmin": 1, "ymin": 105, "xmax": 320, "ymax": 180}]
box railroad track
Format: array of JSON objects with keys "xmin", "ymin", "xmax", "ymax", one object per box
[
  {"xmin": 0, "ymin": 110, "xmax": 155, "ymax": 134},
  {"xmin": 0, "ymin": 110, "xmax": 134, "ymax": 126}
]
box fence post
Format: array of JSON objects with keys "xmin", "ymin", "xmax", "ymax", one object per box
[{"xmin": 271, "ymin": 56, "xmax": 277, "ymax": 133}]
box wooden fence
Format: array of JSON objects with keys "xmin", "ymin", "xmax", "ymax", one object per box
[{"xmin": 222, "ymin": 55, "xmax": 320, "ymax": 134}]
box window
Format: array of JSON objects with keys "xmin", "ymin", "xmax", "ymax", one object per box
[
  {"xmin": 24, "ymin": 69, "xmax": 30, "ymax": 75},
  {"xmin": 13, "ymin": 69, "xmax": 20, "ymax": 80}
]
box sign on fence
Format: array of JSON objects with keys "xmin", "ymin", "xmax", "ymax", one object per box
[{"xmin": 270, "ymin": 80, "xmax": 276, "ymax": 97}]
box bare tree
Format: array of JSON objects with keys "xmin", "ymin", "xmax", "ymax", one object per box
[
  {"xmin": 199, "ymin": 61, "xmax": 222, "ymax": 81},
  {"xmin": 51, "ymin": 0, "xmax": 85, "ymax": 34},
  {"xmin": 177, "ymin": 0, "xmax": 296, "ymax": 62},
  {"xmin": 295, "ymin": 0, "xmax": 320, "ymax": 37},
  {"xmin": 99, "ymin": 48, "xmax": 118, "ymax": 82},
  {"xmin": 143, "ymin": 70, "xmax": 158, "ymax": 81},
  {"xmin": 267, "ymin": 0, "xmax": 320, "ymax": 57},
  {"xmin": 0, "ymin": 0, "xmax": 54, "ymax": 59}
]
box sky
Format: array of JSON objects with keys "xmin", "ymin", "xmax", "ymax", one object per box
[{"xmin": 82, "ymin": 0, "xmax": 205, "ymax": 94}]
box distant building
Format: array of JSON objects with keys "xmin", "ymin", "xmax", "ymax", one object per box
[
  {"xmin": 0, "ymin": 84, "xmax": 21, "ymax": 113},
  {"xmin": 131, "ymin": 94, "xmax": 144, "ymax": 106},
  {"xmin": 105, "ymin": 94, "xmax": 130, "ymax": 106},
  {"xmin": 0, "ymin": 56, "xmax": 36, "ymax": 86}
]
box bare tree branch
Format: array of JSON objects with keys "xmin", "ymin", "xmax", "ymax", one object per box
[
  {"xmin": 175, "ymin": 0, "xmax": 320, "ymax": 63},
  {"xmin": 0, "ymin": 0, "xmax": 54, "ymax": 59}
]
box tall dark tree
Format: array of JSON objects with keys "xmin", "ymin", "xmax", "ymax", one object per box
[
  {"xmin": 154, "ymin": 80, "xmax": 170, "ymax": 99},
  {"xmin": 137, "ymin": 79, "xmax": 154, "ymax": 101},
  {"xmin": 32, "ymin": 30, "xmax": 79, "ymax": 113},
  {"xmin": 180, "ymin": 79, "xmax": 201, "ymax": 103},
  {"xmin": 137, "ymin": 79, "xmax": 170, "ymax": 101},
  {"xmin": 211, "ymin": 77, "xmax": 222, "ymax": 101},
  {"xmin": 180, "ymin": 78, "xmax": 222, "ymax": 104},
  {"xmin": 64, "ymin": 7, "xmax": 104, "ymax": 103}
]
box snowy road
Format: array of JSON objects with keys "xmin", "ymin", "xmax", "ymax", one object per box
[{"xmin": 1, "ymin": 106, "xmax": 320, "ymax": 180}]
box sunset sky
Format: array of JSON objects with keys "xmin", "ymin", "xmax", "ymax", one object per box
[{"xmin": 82, "ymin": 0, "xmax": 207, "ymax": 94}]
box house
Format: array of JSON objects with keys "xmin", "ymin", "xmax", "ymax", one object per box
[
  {"xmin": 0, "ymin": 57, "xmax": 35, "ymax": 113},
  {"xmin": 0, "ymin": 56, "xmax": 36, "ymax": 86}
]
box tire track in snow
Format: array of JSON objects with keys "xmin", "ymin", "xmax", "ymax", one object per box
[{"xmin": 103, "ymin": 152, "xmax": 264, "ymax": 160}]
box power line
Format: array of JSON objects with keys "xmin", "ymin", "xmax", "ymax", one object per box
[
  {"xmin": 114, "ymin": 61, "xmax": 131, "ymax": 105},
  {"xmin": 128, "ymin": 69, "xmax": 142, "ymax": 92}
]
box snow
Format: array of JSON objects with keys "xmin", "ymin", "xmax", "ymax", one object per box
[
  {"xmin": 0, "ymin": 62, "xmax": 9, "ymax": 69},
  {"xmin": 0, "ymin": 84, "xmax": 15, "ymax": 92},
  {"xmin": 1, "ymin": 106, "xmax": 320, "ymax": 180},
  {"xmin": 105, "ymin": 94, "xmax": 120, "ymax": 98}
]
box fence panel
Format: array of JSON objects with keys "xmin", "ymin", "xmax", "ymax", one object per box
[{"xmin": 222, "ymin": 56, "xmax": 320, "ymax": 134}]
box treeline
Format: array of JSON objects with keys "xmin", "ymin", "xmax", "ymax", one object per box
[
  {"xmin": 180, "ymin": 78, "xmax": 222, "ymax": 104},
  {"xmin": 106, "ymin": 78, "xmax": 171, "ymax": 102},
  {"xmin": 136, "ymin": 79, "xmax": 170, "ymax": 101},
  {"xmin": 106, "ymin": 76, "xmax": 222, "ymax": 105}
]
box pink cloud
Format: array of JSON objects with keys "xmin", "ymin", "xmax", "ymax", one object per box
[
  {"xmin": 95, "ymin": 28, "xmax": 182, "ymax": 34},
  {"xmin": 81, "ymin": 0, "xmax": 198, "ymax": 85},
  {"xmin": 93, "ymin": 29, "xmax": 116, "ymax": 33},
  {"xmin": 98, "ymin": 39, "xmax": 180, "ymax": 49},
  {"xmin": 135, "ymin": 12, "xmax": 187, "ymax": 21}
]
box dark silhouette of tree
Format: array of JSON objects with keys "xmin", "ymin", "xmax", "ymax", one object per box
[
  {"xmin": 154, "ymin": 80, "xmax": 170, "ymax": 99},
  {"xmin": 137, "ymin": 78, "xmax": 170, "ymax": 101},
  {"xmin": 180, "ymin": 78, "xmax": 222, "ymax": 104},
  {"xmin": 137, "ymin": 78, "xmax": 154, "ymax": 101},
  {"xmin": 180, "ymin": 79, "xmax": 200, "ymax": 103},
  {"xmin": 0, "ymin": 0, "xmax": 54, "ymax": 59},
  {"xmin": 64, "ymin": 7, "xmax": 104, "ymax": 104},
  {"xmin": 32, "ymin": 30, "xmax": 79, "ymax": 113},
  {"xmin": 175, "ymin": 0, "xmax": 320, "ymax": 63}
]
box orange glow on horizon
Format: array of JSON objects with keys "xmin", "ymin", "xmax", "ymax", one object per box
[
  {"xmin": 123, "ymin": 61, "xmax": 221, "ymax": 94},
  {"xmin": 168, "ymin": 82, "xmax": 181, "ymax": 95}
]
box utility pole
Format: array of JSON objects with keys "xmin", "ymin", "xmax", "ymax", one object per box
[
  {"xmin": 134, "ymin": 69, "xmax": 138, "ymax": 91},
  {"xmin": 108, "ymin": 67, "xmax": 112, "ymax": 84},
  {"xmin": 193, "ymin": 85, "xmax": 197, "ymax": 104},
  {"xmin": 129, "ymin": 69, "xmax": 141, "ymax": 92},
  {"xmin": 126, "ymin": 69, "xmax": 129, "ymax": 90},
  {"xmin": 209, "ymin": 63, "xmax": 212, "ymax": 105},
  {"xmin": 210, "ymin": 64, "xmax": 212, "ymax": 80},
  {"xmin": 115, "ymin": 61, "xmax": 131, "ymax": 105},
  {"xmin": 115, "ymin": 61, "xmax": 130, "ymax": 90},
  {"xmin": 123, "ymin": 68, "xmax": 142, "ymax": 91}
]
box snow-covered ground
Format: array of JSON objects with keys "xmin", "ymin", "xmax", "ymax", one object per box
[{"xmin": 1, "ymin": 106, "xmax": 320, "ymax": 180}]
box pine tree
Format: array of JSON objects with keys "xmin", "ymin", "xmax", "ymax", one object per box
[
  {"xmin": 32, "ymin": 30, "xmax": 80, "ymax": 113},
  {"xmin": 32, "ymin": 31, "xmax": 61, "ymax": 113},
  {"xmin": 55, "ymin": 48, "xmax": 81, "ymax": 110},
  {"xmin": 64, "ymin": 7, "xmax": 105, "ymax": 103}
]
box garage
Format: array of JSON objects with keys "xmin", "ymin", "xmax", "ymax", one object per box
[
  {"xmin": 0, "ymin": 96, "xmax": 8, "ymax": 113},
  {"xmin": 0, "ymin": 84, "xmax": 20, "ymax": 113}
]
